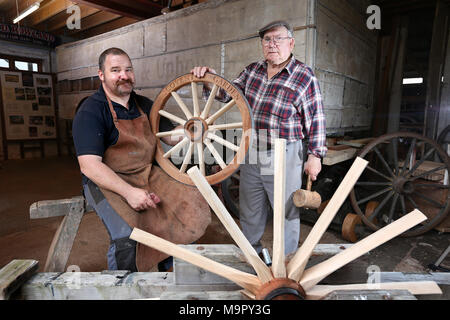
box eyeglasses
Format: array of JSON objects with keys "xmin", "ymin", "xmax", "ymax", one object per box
[{"xmin": 262, "ymin": 36, "xmax": 292, "ymax": 46}]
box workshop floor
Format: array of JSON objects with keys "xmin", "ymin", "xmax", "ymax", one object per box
[{"xmin": 0, "ymin": 156, "xmax": 448, "ymax": 299}]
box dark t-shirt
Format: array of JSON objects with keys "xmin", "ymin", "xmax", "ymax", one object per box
[{"xmin": 72, "ymin": 85, "xmax": 173, "ymax": 185}]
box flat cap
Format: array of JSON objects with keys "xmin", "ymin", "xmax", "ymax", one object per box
[{"xmin": 258, "ymin": 20, "xmax": 293, "ymax": 38}]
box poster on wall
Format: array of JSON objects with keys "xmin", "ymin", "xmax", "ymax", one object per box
[{"xmin": 0, "ymin": 71, "xmax": 56, "ymax": 140}]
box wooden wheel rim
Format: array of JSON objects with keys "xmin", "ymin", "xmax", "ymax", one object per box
[{"xmin": 151, "ymin": 73, "xmax": 253, "ymax": 186}]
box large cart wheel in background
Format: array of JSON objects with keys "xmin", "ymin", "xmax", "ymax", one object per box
[
  {"xmin": 350, "ymin": 132, "xmax": 450, "ymax": 237},
  {"xmin": 150, "ymin": 73, "xmax": 253, "ymax": 186}
]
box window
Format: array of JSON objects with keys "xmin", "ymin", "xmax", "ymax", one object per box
[
  {"xmin": 15, "ymin": 60, "xmax": 39, "ymax": 72},
  {"xmin": 0, "ymin": 55, "xmax": 42, "ymax": 72},
  {"xmin": 403, "ymin": 77, "xmax": 423, "ymax": 85},
  {"xmin": 0, "ymin": 58, "xmax": 9, "ymax": 69}
]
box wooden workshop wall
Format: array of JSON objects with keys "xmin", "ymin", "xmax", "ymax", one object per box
[
  {"xmin": 315, "ymin": 0, "xmax": 378, "ymax": 135},
  {"xmin": 55, "ymin": 0, "xmax": 378, "ymax": 153}
]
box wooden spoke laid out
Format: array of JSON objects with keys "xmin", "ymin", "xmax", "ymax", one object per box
[
  {"xmin": 299, "ymin": 210, "xmax": 426, "ymax": 291},
  {"xmin": 130, "ymin": 139, "xmax": 442, "ymax": 300},
  {"xmin": 151, "ymin": 73, "xmax": 253, "ymax": 186},
  {"xmin": 187, "ymin": 166, "xmax": 274, "ymax": 284},
  {"xmin": 287, "ymin": 157, "xmax": 369, "ymax": 282},
  {"xmin": 350, "ymin": 131, "xmax": 450, "ymax": 237},
  {"xmin": 272, "ymin": 139, "xmax": 286, "ymax": 278},
  {"xmin": 129, "ymin": 228, "xmax": 261, "ymax": 293}
]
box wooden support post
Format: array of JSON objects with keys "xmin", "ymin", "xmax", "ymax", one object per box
[
  {"xmin": 0, "ymin": 260, "xmax": 39, "ymax": 300},
  {"xmin": 425, "ymin": 0, "xmax": 450, "ymax": 140},
  {"xmin": 43, "ymin": 197, "xmax": 85, "ymax": 272}
]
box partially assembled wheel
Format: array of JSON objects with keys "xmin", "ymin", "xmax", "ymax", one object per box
[
  {"xmin": 350, "ymin": 132, "xmax": 450, "ymax": 237},
  {"xmin": 150, "ymin": 73, "xmax": 253, "ymax": 186}
]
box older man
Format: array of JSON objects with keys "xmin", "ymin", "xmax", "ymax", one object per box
[{"xmin": 192, "ymin": 21, "xmax": 327, "ymax": 255}]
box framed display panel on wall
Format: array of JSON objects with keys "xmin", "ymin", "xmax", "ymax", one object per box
[{"xmin": 0, "ymin": 70, "xmax": 58, "ymax": 158}]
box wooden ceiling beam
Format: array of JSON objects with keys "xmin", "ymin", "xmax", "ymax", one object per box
[
  {"xmin": 55, "ymin": 10, "xmax": 120, "ymax": 35},
  {"xmin": 71, "ymin": 16, "xmax": 137, "ymax": 39},
  {"xmin": 71, "ymin": 0, "xmax": 162, "ymax": 20},
  {"xmin": 24, "ymin": 0, "xmax": 74, "ymax": 26},
  {"xmin": 37, "ymin": 4, "xmax": 100, "ymax": 32}
]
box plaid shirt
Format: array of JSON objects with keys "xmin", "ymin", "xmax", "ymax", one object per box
[{"xmin": 207, "ymin": 55, "xmax": 327, "ymax": 158}]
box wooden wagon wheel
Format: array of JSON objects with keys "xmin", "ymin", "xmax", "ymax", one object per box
[
  {"xmin": 349, "ymin": 132, "xmax": 450, "ymax": 237},
  {"xmin": 130, "ymin": 139, "xmax": 441, "ymax": 300},
  {"xmin": 150, "ymin": 72, "xmax": 253, "ymax": 186}
]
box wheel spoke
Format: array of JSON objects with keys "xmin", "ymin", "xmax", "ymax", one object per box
[
  {"xmin": 414, "ymin": 183, "xmax": 449, "ymax": 189},
  {"xmin": 180, "ymin": 141, "xmax": 194, "ymax": 173},
  {"xmin": 373, "ymin": 146, "xmax": 395, "ymax": 178},
  {"xmin": 171, "ymin": 92, "xmax": 193, "ymax": 119},
  {"xmin": 404, "ymin": 147, "xmax": 435, "ymax": 178},
  {"xmin": 356, "ymin": 181, "xmax": 392, "ymax": 187},
  {"xmin": 201, "ymin": 84, "xmax": 219, "ymax": 119},
  {"xmin": 406, "ymin": 195, "xmax": 419, "ymax": 208},
  {"xmin": 366, "ymin": 165, "xmax": 393, "ymax": 181},
  {"xmin": 191, "ymin": 82, "xmax": 200, "ymax": 117},
  {"xmin": 388, "ymin": 193, "xmax": 399, "ymax": 222},
  {"xmin": 400, "ymin": 138, "xmax": 417, "ymax": 175},
  {"xmin": 207, "ymin": 132, "xmax": 240, "ymax": 152},
  {"xmin": 206, "ymin": 100, "xmax": 236, "ymax": 125},
  {"xmin": 196, "ymin": 142, "xmax": 206, "ymax": 176},
  {"xmin": 409, "ymin": 165, "xmax": 448, "ymax": 181},
  {"xmin": 367, "ymin": 191, "xmax": 394, "ymax": 222},
  {"xmin": 159, "ymin": 110, "xmax": 187, "ymax": 126},
  {"xmin": 356, "ymin": 187, "xmax": 392, "ymax": 206},
  {"xmin": 399, "ymin": 195, "xmax": 407, "ymax": 216},
  {"xmin": 392, "ymin": 137, "xmax": 400, "ymax": 175},
  {"xmin": 412, "ymin": 191, "xmax": 444, "ymax": 209},
  {"xmin": 204, "ymin": 139, "xmax": 227, "ymax": 170},
  {"xmin": 209, "ymin": 122, "xmax": 243, "ymax": 130},
  {"xmin": 163, "ymin": 137, "xmax": 189, "ymax": 159},
  {"xmin": 156, "ymin": 129, "xmax": 186, "ymax": 138}
]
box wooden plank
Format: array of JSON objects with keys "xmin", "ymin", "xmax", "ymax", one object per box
[
  {"xmin": 287, "ymin": 157, "xmax": 368, "ymax": 282},
  {"xmin": 43, "ymin": 198, "xmax": 85, "ymax": 272},
  {"xmin": 187, "ymin": 166, "xmax": 274, "ymax": 284},
  {"xmin": 307, "ymin": 281, "xmax": 442, "ymax": 300},
  {"xmin": 299, "ymin": 210, "xmax": 427, "ymax": 291},
  {"xmin": 0, "ymin": 260, "xmax": 39, "ymax": 300},
  {"xmin": 379, "ymin": 272, "xmax": 450, "ymax": 285},
  {"xmin": 159, "ymin": 290, "xmax": 244, "ymax": 300},
  {"xmin": 337, "ymin": 138, "xmax": 374, "ymax": 148},
  {"xmin": 130, "ymin": 228, "xmax": 262, "ymax": 293},
  {"xmin": 272, "ymin": 139, "xmax": 286, "ymax": 278},
  {"xmin": 175, "ymin": 244, "xmax": 356, "ymax": 286},
  {"xmin": 29, "ymin": 196, "xmax": 90, "ymax": 219},
  {"xmin": 322, "ymin": 289, "xmax": 417, "ymax": 300},
  {"xmin": 173, "ymin": 245, "xmax": 254, "ymax": 285},
  {"xmin": 398, "ymin": 160, "xmax": 446, "ymax": 181},
  {"xmin": 323, "ymin": 148, "xmax": 357, "ymax": 166}
]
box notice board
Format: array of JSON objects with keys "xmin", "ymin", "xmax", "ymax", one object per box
[{"xmin": 0, "ymin": 70, "xmax": 57, "ymax": 140}]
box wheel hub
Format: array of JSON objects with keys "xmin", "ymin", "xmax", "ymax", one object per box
[
  {"xmin": 184, "ymin": 117, "xmax": 208, "ymax": 142},
  {"xmin": 255, "ymin": 278, "xmax": 306, "ymax": 300},
  {"xmin": 392, "ymin": 177, "xmax": 414, "ymax": 195}
]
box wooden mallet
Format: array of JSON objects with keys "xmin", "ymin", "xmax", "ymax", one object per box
[{"xmin": 293, "ymin": 175, "xmax": 322, "ymax": 209}]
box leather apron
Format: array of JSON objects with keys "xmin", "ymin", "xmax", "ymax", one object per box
[{"xmin": 100, "ymin": 94, "xmax": 211, "ymax": 271}]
